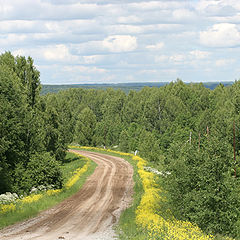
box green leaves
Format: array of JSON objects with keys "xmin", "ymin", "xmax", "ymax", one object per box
[
  {"xmin": 12, "ymin": 152, "xmax": 63, "ymax": 194},
  {"xmin": 0, "ymin": 52, "xmax": 66, "ymax": 194},
  {"xmin": 74, "ymin": 107, "xmax": 97, "ymax": 146},
  {"xmin": 165, "ymin": 135, "xmax": 240, "ymax": 236}
]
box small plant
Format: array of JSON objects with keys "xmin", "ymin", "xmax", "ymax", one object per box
[{"xmin": 0, "ymin": 192, "xmax": 19, "ymax": 204}]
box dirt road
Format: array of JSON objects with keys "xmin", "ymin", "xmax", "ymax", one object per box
[{"xmin": 0, "ymin": 150, "xmax": 134, "ymax": 240}]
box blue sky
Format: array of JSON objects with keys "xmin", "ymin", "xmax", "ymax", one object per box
[{"xmin": 0, "ymin": 0, "xmax": 240, "ymax": 84}]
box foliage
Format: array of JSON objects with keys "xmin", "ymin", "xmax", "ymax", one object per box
[
  {"xmin": 165, "ymin": 135, "xmax": 240, "ymax": 237},
  {"xmin": 74, "ymin": 107, "xmax": 96, "ymax": 146},
  {"xmin": 12, "ymin": 152, "xmax": 63, "ymax": 194},
  {"xmin": 0, "ymin": 52, "xmax": 70, "ymax": 194}
]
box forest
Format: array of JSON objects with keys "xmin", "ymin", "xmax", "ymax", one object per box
[
  {"xmin": 1, "ymin": 52, "xmax": 240, "ymax": 238},
  {"xmin": 41, "ymin": 81, "xmax": 233, "ymax": 95}
]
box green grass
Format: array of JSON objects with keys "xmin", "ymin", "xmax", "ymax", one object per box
[
  {"xmin": 115, "ymin": 156, "xmax": 148, "ymax": 240},
  {"xmin": 0, "ymin": 152, "xmax": 96, "ymax": 229}
]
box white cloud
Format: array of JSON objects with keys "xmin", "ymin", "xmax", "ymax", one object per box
[
  {"xmin": 0, "ymin": 34, "xmax": 27, "ymax": 46},
  {"xmin": 140, "ymin": 69, "xmax": 157, "ymax": 74},
  {"xmin": 155, "ymin": 54, "xmax": 186, "ymax": 65},
  {"xmin": 105, "ymin": 25, "xmax": 143, "ymax": 35},
  {"xmin": 196, "ymin": 0, "xmax": 239, "ymax": 16},
  {"xmin": 200, "ymin": 23, "xmax": 240, "ymax": 47},
  {"xmin": 215, "ymin": 58, "xmax": 235, "ymax": 67},
  {"xmin": 170, "ymin": 54, "xmax": 186, "ymax": 63},
  {"xmin": 189, "ymin": 50, "xmax": 210, "ymax": 59},
  {"xmin": 146, "ymin": 42, "xmax": 164, "ymax": 50},
  {"xmin": 129, "ymin": 1, "xmax": 183, "ymax": 11},
  {"xmin": 0, "ymin": 20, "xmax": 37, "ymax": 33},
  {"xmin": 117, "ymin": 15, "xmax": 141, "ymax": 24},
  {"xmin": 12, "ymin": 49, "xmax": 26, "ymax": 57},
  {"xmin": 143, "ymin": 24, "xmax": 183, "ymax": 33},
  {"xmin": 172, "ymin": 9, "xmax": 196, "ymax": 21},
  {"xmin": 83, "ymin": 55, "xmax": 103, "ymax": 64},
  {"xmin": 102, "ymin": 35, "xmax": 137, "ymax": 53},
  {"xmin": 63, "ymin": 65, "xmax": 106, "ymax": 74},
  {"xmin": 43, "ymin": 44, "xmax": 78, "ymax": 61},
  {"xmin": 155, "ymin": 55, "xmax": 169, "ymax": 63}
]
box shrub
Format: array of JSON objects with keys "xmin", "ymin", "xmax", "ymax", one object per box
[{"xmin": 12, "ymin": 152, "xmax": 63, "ymax": 194}]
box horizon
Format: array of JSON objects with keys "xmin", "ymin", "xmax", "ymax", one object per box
[{"xmin": 42, "ymin": 80, "xmax": 236, "ymax": 86}]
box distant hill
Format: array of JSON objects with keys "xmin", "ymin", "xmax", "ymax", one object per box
[{"xmin": 41, "ymin": 82, "xmax": 234, "ymax": 95}]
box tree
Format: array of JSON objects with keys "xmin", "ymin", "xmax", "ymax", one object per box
[
  {"xmin": 15, "ymin": 56, "xmax": 41, "ymax": 108},
  {"xmin": 74, "ymin": 107, "xmax": 97, "ymax": 146},
  {"xmin": 0, "ymin": 64, "xmax": 27, "ymax": 192},
  {"xmin": 165, "ymin": 135, "xmax": 240, "ymax": 236}
]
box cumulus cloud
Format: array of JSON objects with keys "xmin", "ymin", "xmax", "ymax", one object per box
[
  {"xmin": 43, "ymin": 44, "xmax": 78, "ymax": 61},
  {"xmin": 170, "ymin": 54, "xmax": 186, "ymax": 63},
  {"xmin": 63, "ymin": 65, "xmax": 106, "ymax": 74},
  {"xmin": 0, "ymin": 20, "xmax": 40, "ymax": 33},
  {"xmin": 172, "ymin": 8, "xmax": 196, "ymax": 21},
  {"xmin": 155, "ymin": 50, "xmax": 211, "ymax": 66},
  {"xmin": 200, "ymin": 23, "xmax": 240, "ymax": 47},
  {"xmin": 117, "ymin": 15, "xmax": 141, "ymax": 24},
  {"xmin": 155, "ymin": 54, "xmax": 187, "ymax": 65},
  {"xmin": 189, "ymin": 50, "xmax": 210, "ymax": 59},
  {"xmin": 83, "ymin": 55, "xmax": 103, "ymax": 64},
  {"xmin": 12, "ymin": 49, "xmax": 26, "ymax": 57},
  {"xmin": 105, "ymin": 25, "xmax": 143, "ymax": 35},
  {"xmin": 155, "ymin": 55, "xmax": 169, "ymax": 63},
  {"xmin": 102, "ymin": 35, "xmax": 137, "ymax": 53},
  {"xmin": 196, "ymin": 0, "xmax": 239, "ymax": 17},
  {"xmin": 146, "ymin": 42, "xmax": 164, "ymax": 50},
  {"xmin": 0, "ymin": 34, "xmax": 27, "ymax": 46},
  {"xmin": 215, "ymin": 58, "xmax": 235, "ymax": 67}
]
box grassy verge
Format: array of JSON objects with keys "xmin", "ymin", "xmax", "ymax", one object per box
[
  {"xmin": 115, "ymin": 156, "xmax": 148, "ymax": 240},
  {"xmin": 0, "ymin": 151, "xmax": 96, "ymax": 229}
]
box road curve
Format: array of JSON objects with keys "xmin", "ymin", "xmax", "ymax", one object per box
[{"xmin": 0, "ymin": 150, "xmax": 134, "ymax": 240}]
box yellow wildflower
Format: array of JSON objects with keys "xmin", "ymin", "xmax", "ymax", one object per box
[
  {"xmin": 65, "ymin": 154, "xmax": 90, "ymax": 189},
  {"xmin": 0, "ymin": 203, "xmax": 16, "ymax": 213},
  {"xmin": 20, "ymin": 194, "xmax": 43, "ymax": 204},
  {"xmin": 46, "ymin": 189, "xmax": 62, "ymax": 195}
]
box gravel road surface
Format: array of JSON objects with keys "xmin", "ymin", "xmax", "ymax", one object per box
[{"xmin": 0, "ymin": 150, "xmax": 134, "ymax": 240}]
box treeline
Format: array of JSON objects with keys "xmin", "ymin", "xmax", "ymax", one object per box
[
  {"xmin": 0, "ymin": 52, "xmax": 68, "ymax": 195},
  {"xmin": 41, "ymin": 82, "xmax": 233, "ymax": 95},
  {"xmin": 1, "ymin": 52, "xmax": 240, "ymax": 237}
]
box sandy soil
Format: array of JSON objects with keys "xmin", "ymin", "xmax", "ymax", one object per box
[{"xmin": 0, "ymin": 150, "xmax": 134, "ymax": 240}]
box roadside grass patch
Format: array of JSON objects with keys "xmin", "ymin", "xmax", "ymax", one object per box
[{"xmin": 0, "ymin": 151, "xmax": 96, "ymax": 229}]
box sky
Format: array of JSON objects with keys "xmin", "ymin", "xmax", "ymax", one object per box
[{"xmin": 0, "ymin": 0, "xmax": 240, "ymax": 84}]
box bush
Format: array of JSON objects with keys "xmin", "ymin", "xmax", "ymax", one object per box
[{"xmin": 12, "ymin": 152, "xmax": 63, "ymax": 194}]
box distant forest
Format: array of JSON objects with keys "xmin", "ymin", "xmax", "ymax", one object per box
[{"xmin": 41, "ymin": 81, "xmax": 234, "ymax": 95}]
